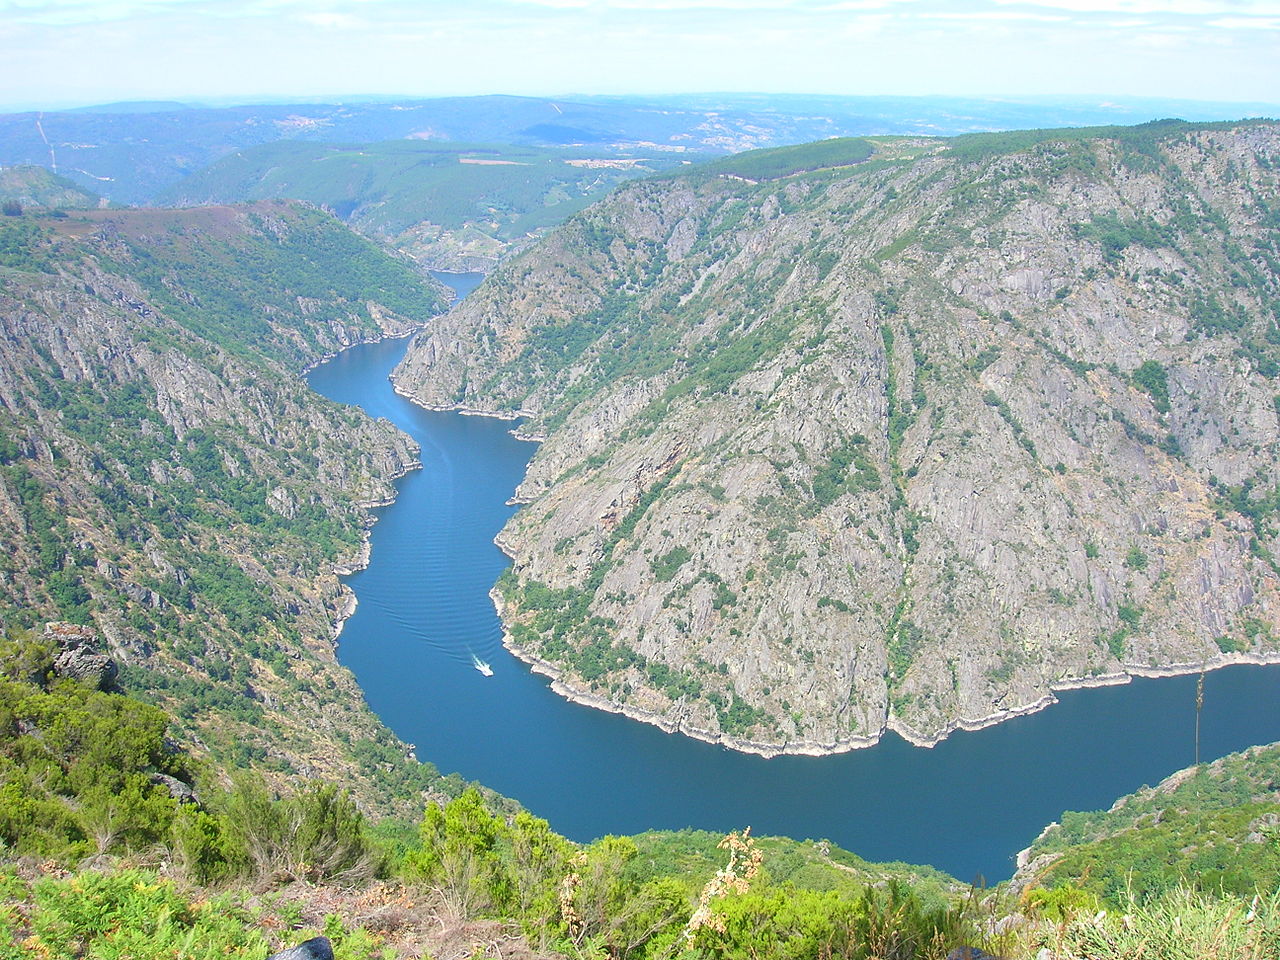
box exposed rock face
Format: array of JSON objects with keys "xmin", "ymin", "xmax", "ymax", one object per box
[
  {"xmin": 395, "ymin": 122, "xmax": 1280, "ymax": 755},
  {"xmin": 149, "ymin": 771, "xmax": 198, "ymax": 805},
  {"xmin": 47, "ymin": 622, "xmax": 118, "ymax": 690}
]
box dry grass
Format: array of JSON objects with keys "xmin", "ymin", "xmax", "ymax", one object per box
[{"xmin": 260, "ymin": 880, "xmax": 558, "ymax": 960}]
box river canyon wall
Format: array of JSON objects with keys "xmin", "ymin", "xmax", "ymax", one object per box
[{"xmin": 394, "ymin": 122, "xmax": 1280, "ymax": 755}]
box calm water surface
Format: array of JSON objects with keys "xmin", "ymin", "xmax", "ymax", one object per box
[{"xmin": 308, "ymin": 272, "xmax": 1280, "ymax": 884}]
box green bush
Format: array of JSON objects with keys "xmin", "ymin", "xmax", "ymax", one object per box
[
  {"xmin": 28, "ymin": 870, "xmax": 268, "ymax": 959},
  {"xmin": 1131, "ymin": 360, "xmax": 1171, "ymax": 413},
  {"xmin": 0, "ymin": 665, "xmax": 188, "ymax": 861},
  {"xmin": 1046, "ymin": 886, "xmax": 1280, "ymax": 960},
  {"xmin": 214, "ymin": 779, "xmax": 377, "ymax": 885},
  {"xmin": 651, "ymin": 546, "xmax": 692, "ymax": 582}
]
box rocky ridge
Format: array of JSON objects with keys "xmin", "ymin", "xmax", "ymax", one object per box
[{"xmin": 394, "ymin": 121, "xmax": 1280, "ymax": 755}]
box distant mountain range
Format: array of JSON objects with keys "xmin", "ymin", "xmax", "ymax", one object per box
[
  {"xmin": 2, "ymin": 93, "xmax": 1276, "ymax": 205},
  {"xmin": 157, "ymin": 140, "xmax": 696, "ymax": 271}
]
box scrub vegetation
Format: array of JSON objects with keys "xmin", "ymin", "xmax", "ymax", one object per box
[{"xmin": 4, "ymin": 628, "xmax": 1278, "ymax": 960}]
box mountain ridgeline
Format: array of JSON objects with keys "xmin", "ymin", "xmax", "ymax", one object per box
[
  {"xmin": 0, "ymin": 164, "xmax": 100, "ymax": 210},
  {"xmin": 9, "ymin": 93, "xmax": 1265, "ymax": 205},
  {"xmin": 0, "ymin": 202, "xmax": 450, "ymax": 811},
  {"xmin": 394, "ymin": 120, "xmax": 1280, "ymax": 755}
]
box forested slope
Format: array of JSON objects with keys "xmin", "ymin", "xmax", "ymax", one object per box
[
  {"xmin": 0, "ymin": 203, "xmax": 449, "ymax": 811},
  {"xmin": 1015, "ymin": 740, "xmax": 1280, "ymax": 902},
  {"xmin": 395, "ymin": 120, "xmax": 1280, "ymax": 755}
]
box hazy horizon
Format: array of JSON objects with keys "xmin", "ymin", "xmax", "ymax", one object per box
[
  {"xmin": 1, "ymin": 1, "xmax": 1277, "ymax": 114},
  {"xmin": 4, "ymin": 90, "xmax": 1280, "ymax": 117}
]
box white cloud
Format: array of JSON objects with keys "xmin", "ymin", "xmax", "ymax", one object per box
[
  {"xmin": 300, "ymin": 10, "xmax": 365, "ymax": 28},
  {"xmin": 992, "ymin": 0, "xmax": 1280, "ymax": 13},
  {"xmin": 913, "ymin": 9, "xmax": 1071, "ymax": 19},
  {"xmin": 494, "ymin": 0, "xmax": 917, "ymax": 8},
  {"xmin": 1208, "ymin": 14, "xmax": 1280, "ymax": 25}
]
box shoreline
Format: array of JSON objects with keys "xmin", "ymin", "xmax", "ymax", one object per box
[
  {"xmin": 489, "ymin": 549, "xmax": 1280, "ymax": 756},
  {"xmin": 378, "ymin": 378, "xmax": 1280, "ymax": 760},
  {"xmin": 299, "ymin": 322, "xmax": 423, "ymax": 376},
  {"xmin": 388, "ymin": 382, "xmax": 547, "ymax": 443},
  {"xmin": 495, "ymin": 586, "xmax": 1280, "ymax": 756},
  {"xmin": 327, "ymin": 454, "xmax": 423, "ymax": 648}
]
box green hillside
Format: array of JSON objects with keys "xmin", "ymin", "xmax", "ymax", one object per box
[
  {"xmin": 692, "ymin": 137, "xmax": 875, "ymax": 181},
  {"xmin": 160, "ymin": 140, "xmax": 694, "ymax": 269},
  {"xmin": 76, "ymin": 204, "xmax": 442, "ymax": 366},
  {"xmin": 1018, "ymin": 742, "xmax": 1280, "ymax": 902},
  {"xmin": 0, "ymin": 164, "xmax": 100, "ymax": 209},
  {"xmin": 0, "ymin": 203, "xmax": 447, "ymax": 813}
]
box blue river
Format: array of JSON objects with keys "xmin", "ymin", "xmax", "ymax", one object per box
[{"xmin": 307, "ymin": 272, "xmax": 1280, "ymax": 884}]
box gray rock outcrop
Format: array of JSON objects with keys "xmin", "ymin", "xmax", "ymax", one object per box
[
  {"xmin": 266, "ymin": 937, "xmax": 334, "ymax": 960},
  {"xmin": 47, "ymin": 622, "xmax": 118, "ymax": 690},
  {"xmin": 394, "ymin": 122, "xmax": 1280, "ymax": 755}
]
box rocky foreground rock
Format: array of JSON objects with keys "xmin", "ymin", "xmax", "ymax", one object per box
[{"xmin": 46, "ymin": 622, "xmax": 118, "ymax": 690}]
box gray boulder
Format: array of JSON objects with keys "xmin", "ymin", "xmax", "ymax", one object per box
[
  {"xmin": 266, "ymin": 938, "xmax": 334, "ymax": 960},
  {"xmin": 46, "ymin": 622, "xmax": 118, "ymax": 690},
  {"xmin": 149, "ymin": 772, "xmax": 197, "ymax": 805}
]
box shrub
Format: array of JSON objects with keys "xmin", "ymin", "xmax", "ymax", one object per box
[
  {"xmin": 1044, "ymin": 887, "xmax": 1280, "ymax": 960},
  {"xmin": 1132, "ymin": 360, "xmax": 1171, "ymax": 414},
  {"xmin": 29, "ymin": 870, "xmax": 268, "ymax": 959},
  {"xmin": 215, "ymin": 779, "xmax": 377, "ymax": 885},
  {"xmin": 1124, "ymin": 547, "xmax": 1149, "ymax": 571}
]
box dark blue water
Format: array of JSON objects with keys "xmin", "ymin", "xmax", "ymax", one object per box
[{"xmin": 308, "ymin": 272, "xmax": 1280, "ymax": 885}]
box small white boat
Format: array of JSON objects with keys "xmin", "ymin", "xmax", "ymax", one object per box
[{"xmin": 472, "ymin": 655, "xmax": 494, "ymax": 677}]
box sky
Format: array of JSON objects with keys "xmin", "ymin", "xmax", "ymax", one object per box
[{"xmin": 0, "ymin": 0, "xmax": 1277, "ymax": 110}]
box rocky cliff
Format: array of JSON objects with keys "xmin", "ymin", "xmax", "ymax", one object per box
[
  {"xmin": 394, "ymin": 121, "xmax": 1280, "ymax": 755},
  {"xmin": 0, "ymin": 202, "xmax": 447, "ymax": 811}
]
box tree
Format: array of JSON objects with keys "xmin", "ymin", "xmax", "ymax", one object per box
[
  {"xmin": 510, "ymin": 809, "xmax": 572, "ymax": 923},
  {"xmin": 406, "ymin": 788, "xmax": 513, "ymax": 920}
]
